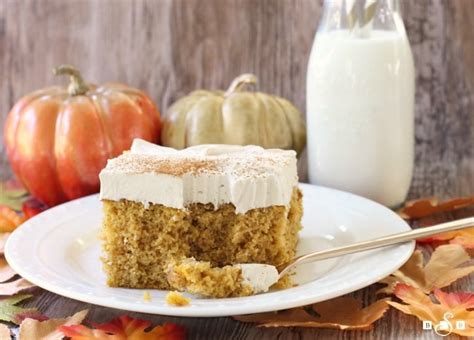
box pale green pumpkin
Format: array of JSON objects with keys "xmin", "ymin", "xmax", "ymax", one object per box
[{"xmin": 161, "ymin": 74, "xmax": 306, "ymax": 155}]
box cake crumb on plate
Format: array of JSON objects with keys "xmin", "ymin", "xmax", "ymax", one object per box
[
  {"xmin": 166, "ymin": 291, "xmax": 191, "ymax": 306},
  {"xmin": 143, "ymin": 291, "xmax": 152, "ymax": 302}
]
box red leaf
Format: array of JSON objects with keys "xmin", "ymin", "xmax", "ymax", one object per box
[
  {"xmin": 434, "ymin": 289, "xmax": 474, "ymax": 309},
  {"xmin": 21, "ymin": 197, "xmax": 48, "ymax": 219},
  {"xmin": 417, "ymin": 227, "xmax": 474, "ymax": 249},
  {"xmin": 92, "ymin": 315, "xmax": 150, "ymax": 336},
  {"xmin": 15, "ymin": 309, "xmax": 49, "ymax": 323},
  {"xmin": 59, "ymin": 315, "xmax": 186, "ymax": 340}
]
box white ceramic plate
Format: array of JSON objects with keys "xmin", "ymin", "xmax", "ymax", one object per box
[{"xmin": 5, "ymin": 183, "xmax": 414, "ymax": 317}]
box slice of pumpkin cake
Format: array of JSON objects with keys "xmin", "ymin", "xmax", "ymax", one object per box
[{"xmin": 99, "ymin": 139, "xmax": 302, "ymax": 295}]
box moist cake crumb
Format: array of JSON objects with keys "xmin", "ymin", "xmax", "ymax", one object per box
[
  {"xmin": 165, "ymin": 291, "xmax": 191, "ymax": 306},
  {"xmin": 167, "ymin": 259, "xmax": 253, "ymax": 298},
  {"xmin": 143, "ymin": 291, "xmax": 152, "ymax": 302}
]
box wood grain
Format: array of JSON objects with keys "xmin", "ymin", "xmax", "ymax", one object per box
[{"xmin": 0, "ymin": 0, "xmax": 473, "ymax": 339}]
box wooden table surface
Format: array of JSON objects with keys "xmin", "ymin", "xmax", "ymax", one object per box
[{"xmin": 1, "ymin": 0, "xmax": 473, "ymax": 339}]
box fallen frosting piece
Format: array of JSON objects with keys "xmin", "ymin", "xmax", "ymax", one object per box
[
  {"xmin": 166, "ymin": 258, "xmax": 279, "ymax": 298},
  {"xmin": 237, "ymin": 264, "xmax": 279, "ymax": 294}
]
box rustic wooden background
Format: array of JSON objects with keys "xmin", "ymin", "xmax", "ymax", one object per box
[
  {"xmin": 0, "ymin": 0, "xmax": 473, "ymax": 339},
  {"xmin": 1, "ymin": 0, "xmax": 474, "ymax": 194}
]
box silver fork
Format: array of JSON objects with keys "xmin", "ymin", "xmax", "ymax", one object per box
[{"xmin": 277, "ymin": 217, "xmax": 474, "ymax": 278}]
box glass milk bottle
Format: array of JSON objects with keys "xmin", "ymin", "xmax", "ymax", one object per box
[{"xmin": 307, "ymin": 0, "xmax": 415, "ymax": 207}]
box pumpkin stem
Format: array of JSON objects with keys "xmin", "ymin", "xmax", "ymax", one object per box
[
  {"xmin": 224, "ymin": 74, "xmax": 258, "ymax": 97},
  {"xmin": 53, "ymin": 65, "xmax": 90, "ymax": 96}
]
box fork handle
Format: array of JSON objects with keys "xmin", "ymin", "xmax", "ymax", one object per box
[{"xmin": 278, "ymin": 217, "xmax": 474, "ymax": 278}]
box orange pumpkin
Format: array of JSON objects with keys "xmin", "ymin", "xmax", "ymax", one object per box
[{"xmin": 4, "ymin": 65, "xmax": 161, "ymax": 206}]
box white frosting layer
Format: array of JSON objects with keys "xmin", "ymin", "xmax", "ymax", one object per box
[
  {"xmin": 99, "ymin": 139, "xmax": 298, "ymax": 214},
  {"xmin": 238, "ymin": 264, "xmax": 279, "ymax": 293}
]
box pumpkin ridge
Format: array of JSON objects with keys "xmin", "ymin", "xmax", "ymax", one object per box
[
  {"xmin": 51, "ymin": 97, "xmax": 72, "ymax": 200},
  {"xmin": 4, "ymin": 91, "xmax": 44, "ymax": 155},
  {"xmin": 267, "ymin": 94, "xmax": 295, "ymax": 149},
  {"xmin": 5, "ymin": 90, "xmax": 66, "ymax": 186},
  {"xmin": 4, "ymin": 97, "xmax": 38, "ymax": 189},
  {"xmin": 273, "ymin": 96, "xmax": 306, "ymax": 155},
  {"xmin": 115, "ymin": 89, "xmax": 155, "ymax": 145},
  {"xmin": 110, "ymin": 86, "xmax": 146, "ymax": 97},
  {"xmin": 15, "ymin": 95, "xmax": 68, "ymax": 205},
  {"xmin": 183, "ymin": 95, "xmax": 218, "ymax": 146},
  {"xmin": 90, "ymin": 92, "xmax": 119, "ymax": 157},
  {"xmin": 90, "ymin": 93, "xmax": 115, "ymax": 159},
  {"xmin": 121, "ymin": 90, "xmax": 161, "ymax": 142},
  {"xmin": 254, "ymin": 92, "xmax": 272, "ymax": 148}
]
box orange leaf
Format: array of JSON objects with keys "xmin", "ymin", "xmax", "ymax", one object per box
[
  {"xmin": 0, "ymin": 233, "xmax": 10, "ymax": 255},
  {"xmin": 378, "ymin": 244, "xmax": 474, "ymax": 294},
  {"xmin": 234, "ymin": 296, "xmax": 390, "ymax": 330},
  {"xmin": 388, "ymin": 284, "xmax": 474, "ymax": 337},
  {"xmin": 59, "ymin": 315, "xmax": 186, "ymax": 340},
  {"xmin": 398, "ymin": 197, "xmax": 474, "ymax": 220},
  {"xmin": 57, "ymin": 325, "xmax": 113, "ymax": 339},
  {"xmin": 0, "ymin": 324, "xmax": 10, "ymax": 339},
  {"xmin": 0, "ymin": 206, "xmax": 26, "ymax": 232},
  {"xmin": 19, "ymin": 310, "xmax": 87, "ymax": 340},
  {"xmin": 418, "ymin": 227, "xmax": 474, "ymax": 249}
]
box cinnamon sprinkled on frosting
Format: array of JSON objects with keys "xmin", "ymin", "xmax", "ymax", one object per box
[
  {"xmin": 99, "ymin": 139, "xmax": 298, "ymax": 213},
  {"xmin": 107, "ymin": 154, "xmax": 221, "ymax": 176},
  {"xmin": 106, "ymin": 148, "xmax": 292, "ymax": 178}
]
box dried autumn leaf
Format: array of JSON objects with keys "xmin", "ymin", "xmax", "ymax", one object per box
[
  {"xmin": 388, "ymin": 284, "xmax": 474, "ymax": 337},
  {"xmin": 0, "ymin": 181, "xmax": 28, "ymax": 211},
  {"xmin": 378, "ymin": 244, "xmax": 474, "ymax": 294},
  {"xmin": 15, "ymin": 309, "xmax": 48, "ymax": 323},
  {"xmin": 21, "ymin": 197, "xmax": 48, "ymax": 219},
  {"xmin": 234, "ymin": 296, "xmax": 390, "ymax": 330},
  {"xmin": 19, "ymin": 309, "xmax": 87, "ymax": 340},
  {"xmin": 398, "ymin": 197, "xmax": 474, "ymax": 219},
  {"xmin": 0, "ymin": 233, "xmax": 10, "ymax": 255},
  {"xmin": 0, "ymin": 258, "xmax": 16, "ymax": 283},
  {"xmin": 0, "ymin": 323, "xmax": 10, "ymax": 339},
  {"xmin": 0, "ymin": 278, "xmax": 35, "ymax": 296},
  {"xmin": 418, "ymin": 227, "xmax": 474, "ymax": 249},
  {"xmin": 0, "ymin": 294, "xmax": 43, "ymax": 325},
  {"xmin": 59, "ymin": 315, "xmax": 186, "ymax": 340},
  {"xmin": 0, "ymin": 206, "xmax": 26, "ymax": 232}
]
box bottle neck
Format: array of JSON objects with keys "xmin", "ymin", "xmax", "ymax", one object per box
[{"xmin": 320, "ymin": 0, "xmax": 404, "ymax": 36}]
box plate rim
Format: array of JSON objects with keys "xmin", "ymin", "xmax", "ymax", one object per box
[{"xmin": 5, "ymin": 183, "xmax": 415, "ymax": 317}]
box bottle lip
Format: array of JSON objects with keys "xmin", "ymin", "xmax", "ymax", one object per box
[{"xmin": 318, "ymin": 0, "xmax": 404, "ymax": 34}]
